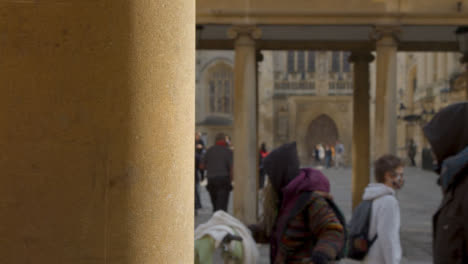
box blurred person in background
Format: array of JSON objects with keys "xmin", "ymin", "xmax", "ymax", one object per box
[{"xmin": 201, "ymin": 133, "xmax": 233, "ymax": 213}]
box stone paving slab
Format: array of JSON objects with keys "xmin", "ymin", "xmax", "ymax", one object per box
[{"xmin": 195, "ymin": 167, "xmax": 440, "ymax": 263}]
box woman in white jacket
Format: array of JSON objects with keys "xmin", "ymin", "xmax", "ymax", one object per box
[{"xmin": 363, "ymin": 155, "xmax": 405, "ymax": 264}]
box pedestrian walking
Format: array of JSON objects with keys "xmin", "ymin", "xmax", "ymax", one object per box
[
  {"xmin": 335, "ymin": 141, "xmax": 345, "ymax": 168},
  {"xmin": 195, "ymin": 151, "xmax": 202, "ymax": 215},
  {"xmin": 314, "ymin": 144, "xmax": 321, "ymax": 165},
  {"xmin": 423, "ymin": 102, "xmax": 468, "ymax": 264},
  {"xmin": 361, "ymin": 155, "xmax": 404, "ymax": 264},
  {"xmin": 250, "ymin": 142, "xmax": 347, "ymax": 264},
  {"xmin": 259, "ymin": 143, "xmax": 269, "ymax": 189},
  {"xmin": 196, "ymin": 132, "xmax": 206, "ymax": 181},
  {"xmin": 325, "ymin": 145, "xmax": 332, "ymax": 168},
  {"xmin": 318, "ymin": 144, "xmax": 325, "ymax": 165},
  {"xmin": 331, "ymin": 145, "xmax": 336, "ymax": 167},
  {"xmin": 407, "ymin": 139, "xmax": 417, "ymax": 167},
  {"xmin": 195, "ymin": 132, "xmax": 205, "ymax": 214},
  {"xmin": 201, "ymin": 132, "xmax": 233, "ymax": 213}
]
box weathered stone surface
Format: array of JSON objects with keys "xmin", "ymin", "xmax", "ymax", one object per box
[{"xmin": 0, "ymin": 1, "xmax": 194, "ymax": 262}]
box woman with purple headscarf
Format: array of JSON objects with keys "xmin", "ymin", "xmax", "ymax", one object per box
[{"xmin": 251, "ymin": 142, "xmax": 346, "ymax": 264}]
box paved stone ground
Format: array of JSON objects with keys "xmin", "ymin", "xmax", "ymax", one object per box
[{"xmin": 195, "ymin": 167, "xmax": 441, "ymax": 264}]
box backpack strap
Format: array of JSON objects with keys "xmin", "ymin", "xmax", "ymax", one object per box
[
  {"xmin": 365, "ymin": 199, "xmax": 374, "ymax": 242},
  {"xmin": 369, "ymin": 233, "xmax": 378, "ymax": 246},
  {"xmin": 325, "ymin": 197, "xmax": 348, "ymax": 259}
]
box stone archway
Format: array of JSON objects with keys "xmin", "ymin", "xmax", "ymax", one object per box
[{"xmin": 305, "ymin": 114, "xmax": 339, "ymax": 159}]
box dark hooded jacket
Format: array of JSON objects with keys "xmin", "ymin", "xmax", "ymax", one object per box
[
  {"xmin": 263, "ymin": 142, "xmax": 346, "ymax": 264},
  {"xmin": 423, "ymin": 102, "xmax": 468, "ymax": 264}
]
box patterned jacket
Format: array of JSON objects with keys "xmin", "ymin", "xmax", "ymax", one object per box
[{"xmin": 274, "ymin": 192, "xmax": 345, "ymax": 264}]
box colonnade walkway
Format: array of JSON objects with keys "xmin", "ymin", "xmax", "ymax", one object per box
[{"xmin": 196, "ymin": 167, "xmax": 440, "ymax": 263}]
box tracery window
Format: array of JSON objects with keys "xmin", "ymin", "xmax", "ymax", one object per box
[
  {"xmin": 287, "ymin": 50, "xmax": 316, "ymax": 75},
  {"xmin": 331, "ymin": 52, "xmax": 341, "ymax": 72},
  {"xmin": 207, "ymin": 62, "xmax": 233, "ymax": 114},
  {"xmin": 343, "ymin": 52, "xmax": 351, "ymax": 72},
  {"xmin": 297, "ymin": 51, "xmax": 305, "ymax": 73},
  {"xmin": 331, "ymin": 51, "xmax": 352, "ymax": 73},
  {"xmin": 287, "ymin": 51, "xmax": 295, "ymax": 74},
  {"xmin": 307, "ymin": 51, "xmax": 316, "ymax": 73},
  {"xmin": 328, "ymin": 51, "xmax": 353, "ymax": 95}
]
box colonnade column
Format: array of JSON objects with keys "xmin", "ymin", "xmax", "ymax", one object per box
[
  {"xmin": 374, "ymin": 27, "xmax": 400, "ymax": 157},
  {"xmin": 350, "ymin": 51, "xmax": 375, "ymax": 209},
  {"xmin": 229, "ymin": 26, "xmax": 261, "ymax": 224},
  {"xmin": 0, "ymin": 1, "xmax": 194, "ymax": 263}
]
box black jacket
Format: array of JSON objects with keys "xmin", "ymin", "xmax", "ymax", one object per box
[{"xmin": 424, "ymin": 102, "xmax": 468, "ymax": 264}]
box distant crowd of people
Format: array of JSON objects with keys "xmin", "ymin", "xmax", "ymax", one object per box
[
  {"xmin": 313, "ymin": 141, "xmax": 345, "ymax": 168},
  {"xmin": 195, "ymin": 102, "xmax": 468, "ymax": 264}
]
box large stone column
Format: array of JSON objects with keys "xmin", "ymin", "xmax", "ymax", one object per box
[
  {"xmin": 350, "ymin": 52, "xmax": 374, "ymax": 209},
  {"xmin": 258, "ymin": 52, "xmax": 274, "ymax": 150},
  {"xmin": 374, "ymin": 27, "xmax": 399, "ymax": 157},
  {"xmin": 0, "ymin": 1, "xmax": 194, "ymax": 263},
  {"xmin": 229, "ymin": 26, "xmax": 261, "ymax": 224}
]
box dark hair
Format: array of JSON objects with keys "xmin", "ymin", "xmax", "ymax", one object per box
[
  {"xmin": 215, "ymin": 132, "xmax": 226, "ymax": 142},
  {"xmin": 374, "ymin": 155, "xmax": 404, "ymax": 183},
  {"xmin": 260, "ymin": 143, "xmax": 267, "ymax": 152}
]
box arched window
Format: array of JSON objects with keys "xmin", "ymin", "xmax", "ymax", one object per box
[{"xmin": 207, "ymin": 62, "xmax": 233, "ymax": 115}]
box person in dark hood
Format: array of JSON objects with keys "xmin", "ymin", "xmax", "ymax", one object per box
[
  {"xmin": 251, "ymin": 142, "xmax": 346, "ymax": 264},
  {"xmin": 407, "ymin": 139, "xmax": 417, "ymax": 167},
  {"xmin": 423, "ymin": 102, "xmax": 468, "ymax": 264}
]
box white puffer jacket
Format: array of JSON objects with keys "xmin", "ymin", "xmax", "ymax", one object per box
[{"xmin": 363, "ymin": 183, "xmax": 402, "ymax": 264}]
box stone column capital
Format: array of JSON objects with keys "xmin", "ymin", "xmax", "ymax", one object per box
[
  {"xmin": 371, "ymin": 26, "xmax": 401, "ymax": 46},
  {"xmin": 228, "ymin": 25, "xmax": 261, "ymax": 45},
  {"xmin": 349, "ymin": 51, "xmax": 375, "ymax": 63}
]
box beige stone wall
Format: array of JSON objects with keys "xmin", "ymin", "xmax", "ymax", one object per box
[{"xmin": 395, "ymin": 51, "xmax": 466, "ymax": 166}]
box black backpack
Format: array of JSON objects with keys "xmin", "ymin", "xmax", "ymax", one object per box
[{"xmin": 346, "ymin": 199, "xmax": 377, "ymax": 260}]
